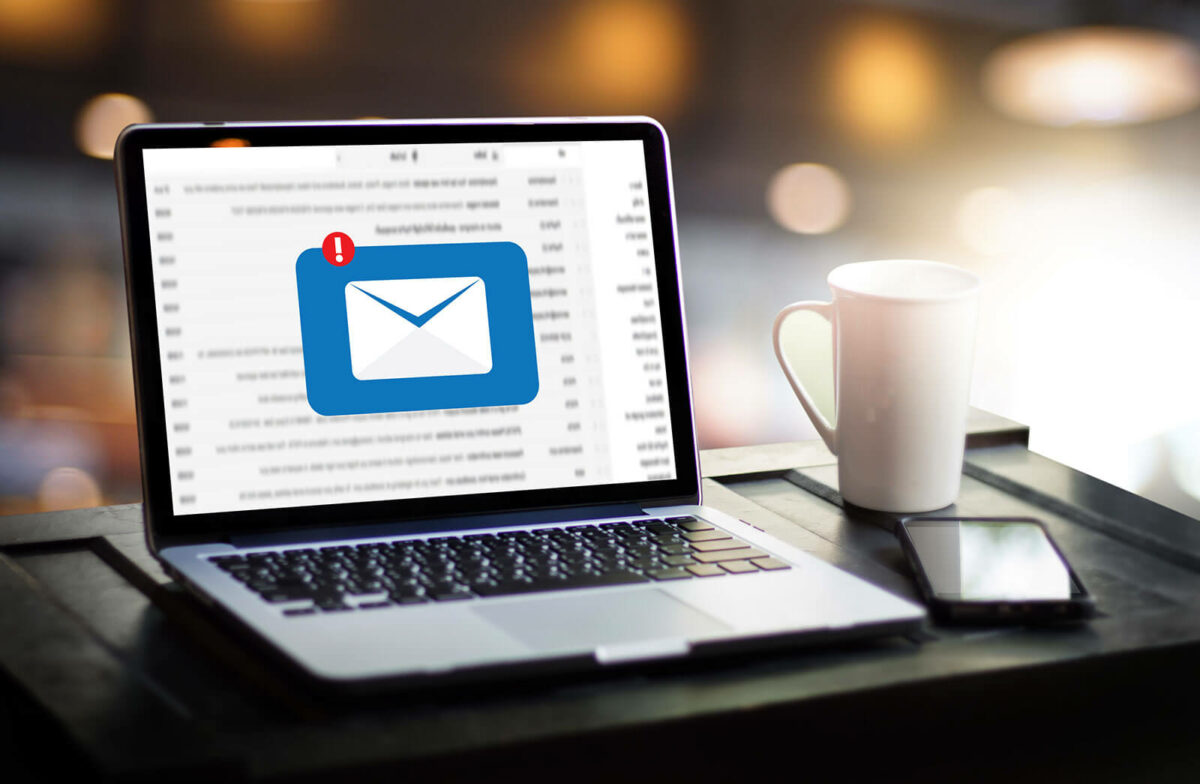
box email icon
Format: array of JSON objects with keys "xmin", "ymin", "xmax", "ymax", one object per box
[
  {"xmin": 296, "ymin": 241, "xmax": 539, "ymax": 416},
  {"xmin": 345, "ymin": 277, "xmax": 492, "ymax": 381}
]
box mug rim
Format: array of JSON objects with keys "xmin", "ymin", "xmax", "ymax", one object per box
[{"xmin": 827, "ymin": 259, "xmax": 980, "ymax": 303}]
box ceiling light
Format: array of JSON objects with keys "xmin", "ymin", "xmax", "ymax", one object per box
[{"xmin": 983, "ymin": 26, "xmax": 1200, "ymax": 127}]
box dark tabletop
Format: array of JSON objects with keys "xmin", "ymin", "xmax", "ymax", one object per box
[{"xmin": 3, "ymin": 410, "xmax": 1200, "ymax": 783}]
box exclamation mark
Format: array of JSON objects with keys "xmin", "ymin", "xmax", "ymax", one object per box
[{"xmin": 322, "ymin": 232, "xmax": 355, "ymax": 266}]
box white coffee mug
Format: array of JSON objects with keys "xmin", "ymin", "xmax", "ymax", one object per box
[{"xmin": 772, "ymin": 260, "xmax": 980, "ymax": 512}]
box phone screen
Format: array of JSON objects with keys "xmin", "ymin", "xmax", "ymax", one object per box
[{"xmin": 904, "ymin": 519, "xmax": 1081, "ymax": 601}]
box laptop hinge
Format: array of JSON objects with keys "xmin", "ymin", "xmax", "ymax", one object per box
[{"xmin": 228, "ymin": 502, "xmax": 650, "ymax": 549}]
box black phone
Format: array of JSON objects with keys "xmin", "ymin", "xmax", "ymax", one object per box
[{"xmin": 896, "ymin": 516, "xmax": 1095, "ymax": 624}]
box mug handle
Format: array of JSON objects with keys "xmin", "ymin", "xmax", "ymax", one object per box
[{"xmin": 772, "ymin": 301, "xmax": 837, "ymax": 454}]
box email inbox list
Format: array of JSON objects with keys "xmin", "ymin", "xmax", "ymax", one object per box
[{"xmin": 143, "ymin": 140, "xmax": 673, "ymax": 515}]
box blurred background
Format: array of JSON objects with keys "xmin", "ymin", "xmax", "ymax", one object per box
[{"xmin": 2, "ymin": 0, "xmax": 1200, "ymax": 519}]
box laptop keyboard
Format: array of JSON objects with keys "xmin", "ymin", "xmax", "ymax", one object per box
[{"xmin": 209, "ymin": 516, "xmax": 791, "ymax": 616}]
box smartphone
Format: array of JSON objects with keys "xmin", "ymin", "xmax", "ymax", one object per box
[{"xmin": 896, "ymin": 517, "xmax": 1095, "ymax": 624}]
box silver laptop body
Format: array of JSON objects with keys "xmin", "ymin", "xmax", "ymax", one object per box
[{"xmin": 116, "ymin": 117, "xmax": 924, "ymax": 688}]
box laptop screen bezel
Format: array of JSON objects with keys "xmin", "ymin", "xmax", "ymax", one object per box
[{"xmin": 116, "ymin": 118, "xmax": 700, "ymax": 545}]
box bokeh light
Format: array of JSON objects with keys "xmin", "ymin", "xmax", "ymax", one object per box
[
  {"xmin": 511, "ymin": 0, "xmax": 694, "ymax": 118},
  {"xmin": 75, "ymin": 93, "xmax": 154, "ymax": 160},
  {"xmin": 0, "ymin": 0, "xmax": 108, "ymax": 64},
  {"xmin": 38, "ymin": 466, "xmax": 102, "ymax": 511},
  {"xmin": 983, "ymin": 27, "xmax": 1200, "ymax": 127},
  {"xmin": 219, "ymin": 0, "xmax": 330, "ymax": 57},
  {"xmin": 766, "ymin": 163, "xmax": 852, "ymax": 234},
  {"xmin": 831, "ymin": 16, "xmax": 941, "ymax": 145}
]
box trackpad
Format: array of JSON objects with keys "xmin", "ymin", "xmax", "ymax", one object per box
[{"xmin": 475, "ymin": 589, "xmax": 730, "ymax": 651}]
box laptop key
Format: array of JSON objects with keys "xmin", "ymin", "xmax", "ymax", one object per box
[
  {"xmin": 690, "ymin": 538, "xmax": 751, "ymax": 553},
  {"xmin": 389, "ymin": 587, "xmax": 429, "ymax": 604},
  {"xmin": 566, "ymin": 570, "xmax": 651, "ymax": 588},
  {"xmin": 663, "ymin": 554, "xmax": 696, "ymax": 566},
  {"xmin": 720, "ymin": 560, "xmax": 760, "ymax": 574},
  {"xmin": 693, "ymin": 547, "xmax": 769, "ymax": 563},
  {"xmin": 682, "ymin": 530, "xmax": 730, "ymax": 542},
  {"xmin": 648, "ymin": 567, "xmax": 692, "ymax": 581},
  {"xmin": 472, "ymin": 570, "xmax": 648, "ymax": 597},
  {"xmin": 751, "ymin": 557, "xmax": 791, "ymax": 571},
  {"xmin": 431, "ymin": 588, "xmax": 475, "ymax": 602},
  {"xmin": 264, "ymin": 588, "xmax": 316, "ymax": 603},
  {"xmin": 283, "ymin": 607, "xmax": 318, "ymax": 617},
  {"xmin": 686, "ymin": 563, "xmax": 726, "ymax": 577},
  {"xmin": 676, "ymin": 519, "xmax": 715, "ymax": 532}
]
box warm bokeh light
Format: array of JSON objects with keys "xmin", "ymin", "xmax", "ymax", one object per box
[
  {"xmin": 218, "ymin": 0, "xmax": 330, "ymax": 57},
  {"xmin": 983, "ymin": 27, "xmax": 1200, "ymax": 127},
  {"xmin": 211, "ymin": 138, "xmax": 251, "ymax": 148},
  {"xmin": 956, "ymin": 186, "xmax": 1023, "ymax": 256},
  {"xmin": 766, "ymin": 163, "xmax": 852, "ymax": 234},
  {"xmin": 38, "ymin": 466, "xmax": 102, "ymax": 511},
  {"xmin": 511, "ymin": 0, "xmax": 694, "ymax": 117},
  {"xmin": 831, "ymin": 16, "xmax": 941, "ymax": 145},
  {"xmin": 0, "ymin": 0, "xmax": 108, "ymax": 64},
  {"xmin": 75, "ymin": 93, "xmax": 154, "ymax": 160}
]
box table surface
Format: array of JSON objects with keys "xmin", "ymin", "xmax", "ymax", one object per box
[{"xmin": 3, "ymin": 409, "xmax": 1200, "ymax": 783}]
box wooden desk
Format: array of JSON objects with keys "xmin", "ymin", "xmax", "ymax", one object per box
[{"xmin": 3, "ymin": 411, "xmax": 1199, "ymax": 782}]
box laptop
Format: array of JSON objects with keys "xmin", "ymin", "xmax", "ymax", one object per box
[{"xmin": 115, "ymin": 117, "xmax": 923, "ymax": 689}]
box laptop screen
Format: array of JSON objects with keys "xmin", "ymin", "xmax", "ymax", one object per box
[{"xmin": 138, "ymin": 136, "xmax": 678, "ymax": 517}]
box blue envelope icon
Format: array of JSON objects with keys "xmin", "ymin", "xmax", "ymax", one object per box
[{"xmin": 296, "ymin": 242, "xmax": 539, "ymax": 416}]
